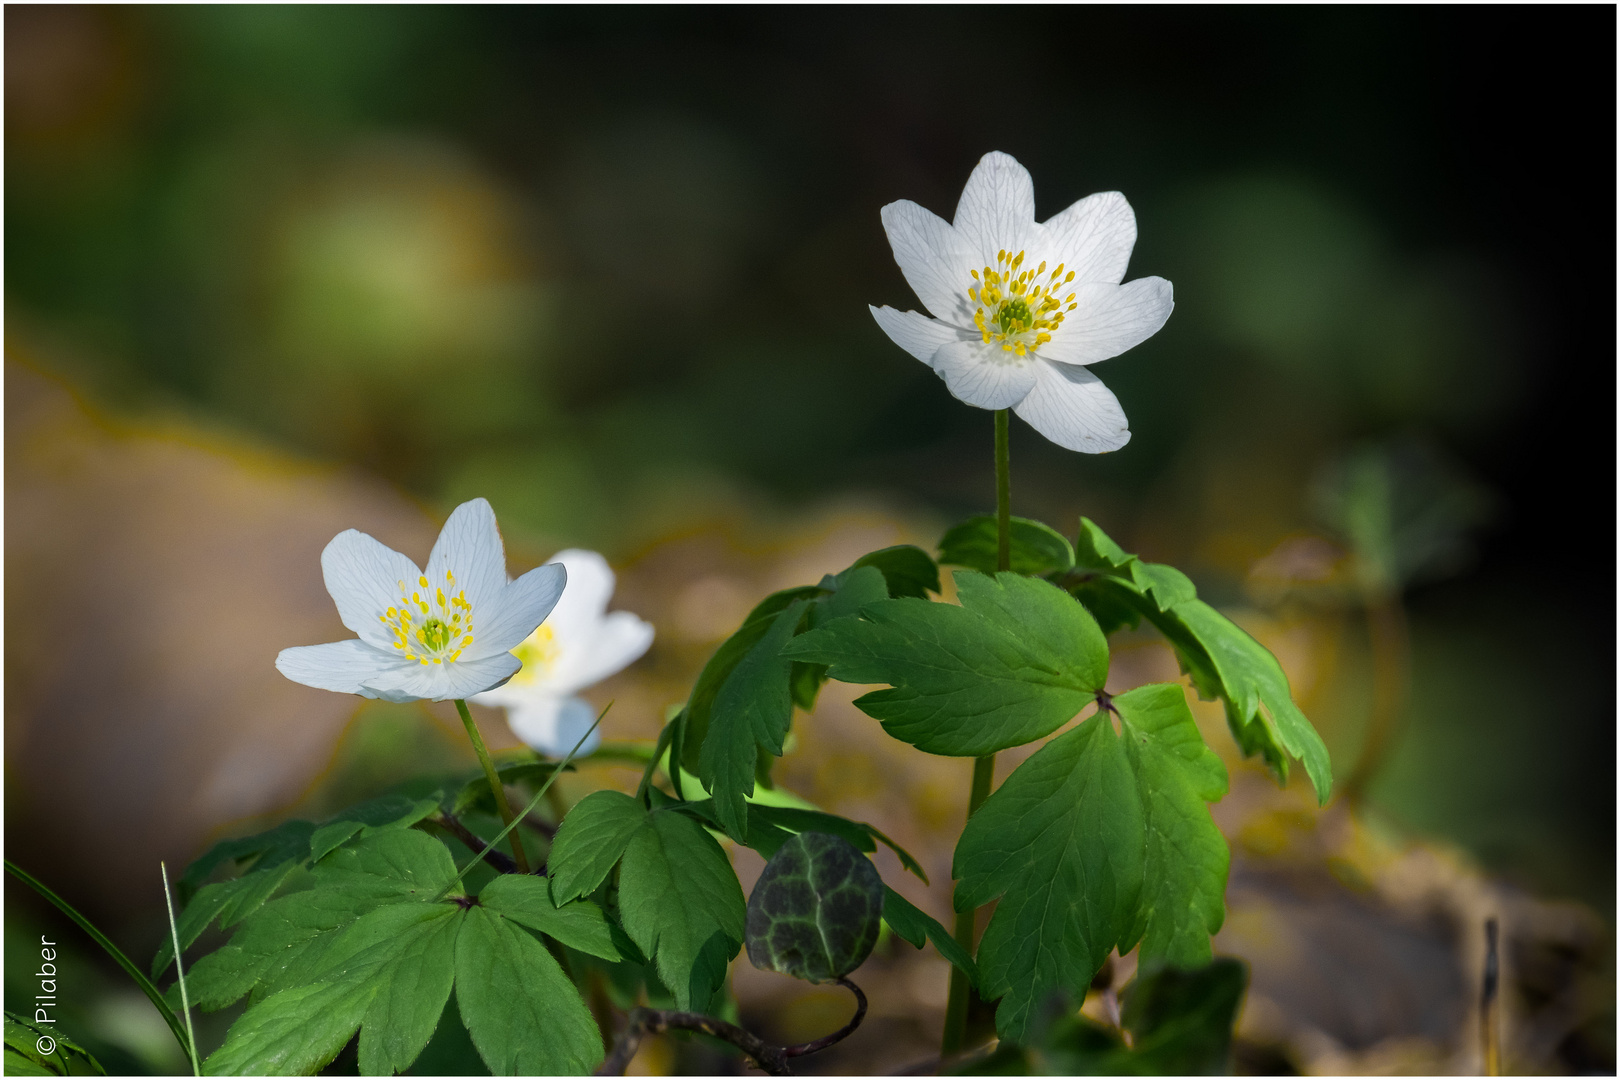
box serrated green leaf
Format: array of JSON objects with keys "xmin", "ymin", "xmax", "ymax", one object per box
[
  {"xmin": 455, "ymin": 905, "xmax": 604, "ymax": 1075},
  {"xmin": 618, "ymin": 809, "xmax": 746, "ymax": 1010},
  {"xmin": 699, "ymin": 599, "xmax": 812, "ymax": 839},
  {"xmin": 939, "ymin": 516, "xmax": 1076, "ymax": 577},
  {"xmin": 1069, "ymin": 517, "xmax": 1332, "ymax": 804},
  {"xmin": 327, "ymin": 792, "xmax": 442, "ymax": 832},
  {"xmin": 307, "ymin": 821, "xmax": 364, "ymax": 864},
  {"xmin": 478, "ymin": 874, "xmax": 623, "ymax": 962},
  {"xmin": 155, "ymin": 861, "xmax": 298, "ymax": 979},
  {"xmin": 880, "ymin": 887, "xmax": 977, "ymax": 989},
  {"xmin": 184, "ymin": 831, "xmax": 456, "ymax": 1011},
  {"xmin": 953, "ymin": 714, "xmax": 1143, "ymax": 1044},
  {"xmin": 745, "ymin": 833, "xmax": 883, "ymax": 983},
  {"xmin": 4, "ymin": 1013, "xmax": 105, "ymax": 1076},
  {"xmin": 204, "ymin": 905, "xmax": 458, "ymax": 1076},
  {"xmin": 786, "ymin": 571, "xmax": 1106, "ymax": 757},
  {"xmin": 1119, "ymin": 959, "xmax": 1248, "ymax": 1075},
  {"xmin": 178, "ymin": 820, "xmax": 316, "ymax": 899},
  {"xmin": 957, "ymin": 958, "xmax": 1247, "ymax": 1076},
  {"xmin": 849, "ymin": 545, "xmax": 940, "ymax": 598},
  {"xmin": 1113, "ymin": 685, "xmax": 1230, "ymax": 967},
  {"xmin": 680, "ymin": 586, "xmax": 825, "ymax": 775},
  {"xmin": 548, "ymin": 790, "xmax": 646, "ymax": 905}
]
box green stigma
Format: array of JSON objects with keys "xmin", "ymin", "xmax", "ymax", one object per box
[
  {"xmin": 420, "ymin": 618, "xmax": 452, "ymax": 652},
  {"xmin": 997, "ymin": 298, "xmax": 1032, "ymax": 334}
]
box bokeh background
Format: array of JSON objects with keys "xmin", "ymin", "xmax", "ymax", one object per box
[{"xmin": 5, "ymin": 6, "xmax": 1614, "ymax": 1075}]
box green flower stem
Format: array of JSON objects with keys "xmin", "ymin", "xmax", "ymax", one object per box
[
  {"xmin": 941, "ymin": 411, "xmax": 1013, "ymax": 1057},
  {"xmin": 454, "ymin": 698, "xmax": 531, "ymax": 874}
]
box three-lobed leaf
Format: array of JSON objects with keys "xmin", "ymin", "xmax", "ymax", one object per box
[
  {"xmin": 785, "ymin": 571, "xmax": 1107, "ymax": 757},
  {"xmin": 744, "ymin": 832, "xmax": 884, "ymax": 984},
  {"xmin": 953, "ymin": 713, "xmax": 1143, "ymax": 1044},
  {"xmin": 1070, "ymin": 517, "xmax": 1331, "ymax": 803},
  {"xmin": 547, "ymin": 789, "xmax": 646, "ymax": 905},
  {"xmin": 615, "ymin": 808, "xmax": 747, "ymax": 1011}
]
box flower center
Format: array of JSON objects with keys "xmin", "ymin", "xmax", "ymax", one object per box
[
  {"xmin": 379, "ymin": 569, "xmax": 475, "ymax": 665},
  {"xmin": 967, "ymin": 249, "xmax": 1078, "ymax": 356},
  {"xmin": 507, "ymin": 624, "xmax": 560, "ymax": 687}
]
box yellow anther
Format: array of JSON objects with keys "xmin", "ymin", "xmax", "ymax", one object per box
[{"xmin": 419, "ymin": 576, "xmax": 429, "ymax": 588}]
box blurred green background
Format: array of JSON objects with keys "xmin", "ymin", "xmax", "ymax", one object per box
[{"xmin": 5, "ymin": 5, "xmax": 1613, "ymax": 1073}]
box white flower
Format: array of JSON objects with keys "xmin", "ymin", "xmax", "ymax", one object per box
[
  {"xmin": 870, "ymin": 151, "xmax": 1173, "ymax": 452},
  {"xmin": 276, "ymin": 498, "xmax": 567, "ymax": 703},
  {"xmin": 470, "ymin": 549, "xmax": 654, "ymax": 758}
]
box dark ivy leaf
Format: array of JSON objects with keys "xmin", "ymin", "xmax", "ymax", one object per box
[
  {"xmin": 939, "ymin": 516, "xmax": 1076, "ymax": 577},
  {"xmin": 745, "ymin": 832, "xmax": 883, "ymax": 984}
]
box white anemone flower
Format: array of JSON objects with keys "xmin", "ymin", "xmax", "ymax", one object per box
[
  {"xmin": 470, "ymin": 549, "xmax": 654, "ymax": 758},
  {"xmin": 276, "ymin": 498, "xmax": 567, "ymax": 703},
  {"xmin": 870, "ymin": 151, "xmax": 1174, "ymax": 452}
]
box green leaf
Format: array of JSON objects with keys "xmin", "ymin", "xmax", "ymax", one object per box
[
  {"xmin": 879, "ymin": 887, "xmax": 977, "ymax": 990},
  {"xmin": 617, "ymin": 809, "xmax": 746, "ymax": 1010},
  {"xmin": 548, "ymin": 790, "xmax": 646, "ymax": 905},
  {"xmin": 1113, "ymin": 685, "xmax": 1230, "ymax": 967},
  {"xmin": 204, "ymin": 905, "xmax": 459, "ymax": 1076},
  {"xmin": 307, "ymin": 822, "xmax": 363, "ymax": 864},
  {"xmin": 939, "ymin": 516, "xmax": 1075, "ymax": 577},
  {"xmin": 1069, "ymin": 517, "xmax": 1332, "ymax": 804},
  {"xmin": 785, "ymin": 571, "xmax": 1107, "ymax": 757},
  {"xmin": 178, "ymin": 820, "xmax": 316, "ymax": 899},
  {"xmin": 1119, "ymin": 959, "xmax": 1248, "ymax": 1075},
  {"xmin": 478, "ymin": 874, "xmax": 623, "ymax": 962},
  {"xmin": 956, "ymin": 959, "xmax": 1247, "ymax": 1075},
  {"xmin": 680, "ymin": 586, "xmax": 824, "ymax": 776},
  {"xmin": 656, "ymin": 793, "xmax": 797, "ymax": 858},
  {"xmin": 4, "ymin": 1013, "xmax": 105, "ymax": 1076},
  {"xmin": 699, "ymin": 599, "xmax": 812, "ymax": 839},
  {"xmin": 455, "ymin": 905, "xmax": 604, "ymax": 1075},
  {"xmin": 745, "ymin": 833, "xmax": 884, "ymax": 983},
  {"xmin": 154, "ymin": 860, "xmax": 301, "ymax": 978},
  {"xmin": 848, "ymin": 545, "xmax": 941, "ymax": 598},
  {"xmin": 312, "ymin": 828, "xmax": 458, "ymax": 897},
  {"xmin": 952, "ymin": 715, "xmax": 1144, "ymax": 1044},
  {"xmin": 326, "ymin": 792, "xmax": 442, "ymax": 832}
]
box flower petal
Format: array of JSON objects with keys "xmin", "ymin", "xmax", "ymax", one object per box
[
  {"xmin": 362, "ymin": 651, "xmax": 523, "ymax": 702},
  {"xmin": 879, "ymin": 199, "xmax": 979, "ymax": 326},
  {"xmin": 1038, "ymin": 277, "xmax": 1174, "ymax": 366},
  {"xmin": 869, "ymin": 305, "xmax": 970, "ymax": 368},
  {"xmin": 1042, "ymin": 191, "xmax": 1137, "ymax": 286},
  {"xmin": 424, "ymin": 498, "xmax": 508, "ymax": 623},
  {"xmin": 538, "ymin": 550, "xmax": 616, "ymax": 646},
  {"xmin": 932, "ymin": 339, "xmax": 1039, "ymax": 410},
  {"xmin": 320, "ymin": 530, "xmax": 424, "ymax": 650},
  {"xmin": 554, "ymin": 611, "xmax": 655, "ymax": 695},
  {"xmin": 275, "ymin": 639, "xmax": 418, "ymax": 699},
  {"xmin": 507, "ymin": 696, "xmax": 602, "ymax": 759},
  {"xmin": 1012, "ymin": 361, "xmax": 1131, "ymax": 453},
  {"xmin": 465, "ymin": 562, "xmax": 567, "ymax": 660},
  {"xmin": 953, "ymin": 151, "xmax": 1038, "ymax": 267}
]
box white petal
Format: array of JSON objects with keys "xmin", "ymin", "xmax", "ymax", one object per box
[
  {"xmin": 878, "ymin": 200, "xmax": 979, "ymax": 326},
  {"xmin": 932, "ymin": 339, "xmax": 1039, "ymax": 410},
  {"xmin": 953, "ymin": 151, "xmax": 1039, "ymax": 267},
  {"xmin": 1013, "ymin": 361, "xmax": 1131, "ymax": 453},
  {"xmin": 320, "ymin": 530, "xmax": 423, "ymax": 650},
  {"xmin": 551, "ymin": 611, "xmax": 655, "ymax": 695},
  {"xmin": 869, "ymin": 305, "xmax": 970, "ymax": 368},
  {"xmin": 424, "ymin": 498, "xmax": 508, "ymax": 622},
  {"xmin": 275, "ymin": 639, "xmax": 418, "ymax": 699},
  {"xmin": 538, "ymin": 550, "xmax": 616, "ymax": 647},
  {"xmin": 1041, "ymin": 191, "xmax": 1137, "ymax": 286},
  {"xmin": 1038, "ymin": 277, "xmax": 1174, "ymax": 366},
  {"xmin": 466, "ymin": 562, "xmax": 567, "ymax": 660},
  {"xmin": 362, "ymin": 651, "xmax": 523, "ymax": 702},
  {"xmin": 508, "ymin": 696, "xmax": 602, "ymax": 759}
]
